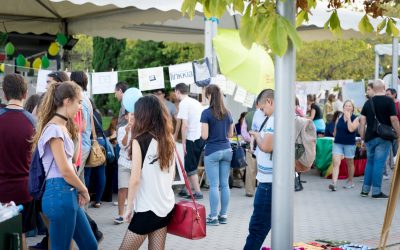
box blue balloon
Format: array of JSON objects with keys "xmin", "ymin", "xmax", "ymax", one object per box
[{"xmin": 122, "ymin": 88, "xmax": 143, "ymax": 113}]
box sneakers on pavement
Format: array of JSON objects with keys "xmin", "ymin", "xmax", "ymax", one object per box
[
  {"xmin": 218, "ymin": 215, "xmax": 228, "ymax": 224},
  {"xmin": 328, "ymin": 184, "xmax": 337, "ymax": 191},
  {"xmin": 206, "ymin": 217, "xmax": 219, "ymax": 226},
  {"xmin": 360, "ymin": 191, "xmax": 369, "ymax": 197},
  {"xmin": 372, "ymin": 192, "xmax": 389, "ymax": 199},
  {"xmin": 343, "ymin": 183, "xmax": 355, "ymax": 189},
  {"xmin": 113, "ymin": 216, "xmax": 124, "ymax": 224},
  {"xmin": 185, "ymin": 193, "xmax": 203, "ymax": 200}
]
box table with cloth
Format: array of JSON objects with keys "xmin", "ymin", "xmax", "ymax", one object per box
[{"xmin": 314, "ymin": 137, "xmax": 367, "ymax": 178}]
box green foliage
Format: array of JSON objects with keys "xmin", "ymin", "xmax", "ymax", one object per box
[
  {"xmin": 92, "ymin": 37, "xmax": 126, "ymax": 72},
  {"xmin": 181, "ymin": 0, "xmax": 400, "ymax": 56},
  {"xmin": 70, "ymin": 35, "xmax": 93, "ymax": 71}
]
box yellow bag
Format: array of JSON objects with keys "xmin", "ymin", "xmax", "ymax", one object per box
[{"xmin": 86, "ymin": 140, "xmax": 106, "ymax": 167}]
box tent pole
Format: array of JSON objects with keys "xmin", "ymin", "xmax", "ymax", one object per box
[
  {"xmin": 272, "ymin": 0, "xmax": 295, "ymax": 249},
  {"xmin": 392, "ymin": 37, "xmax": 398, "ymax": 92},
  {"xmin": 211, "ymin": 19, "xmax": 218, "ymax": 77},
  {"xmin": 375, "ymin": 51, "xmax": 379, "ymax": 81}
]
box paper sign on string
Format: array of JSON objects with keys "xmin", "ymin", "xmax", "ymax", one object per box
[
  {"xmin": 91, "ymin": 72, "xmax": 118, "ymax": 94},
  {"xmin": 234, "ymin": 86, "xmax": 247, "ymax": 103},
  {"xmin": 36, "ymin": 70, "xmax": 53, "ymax": 93},
  {"xmin": 168, "ymin": 63, "xmax": 194, "ymax": 88},
  {"xmin": 243, "ymin": 93, "xmax": 256, "ymax": 108},
  {"xmin": 138, "ymin": 67, "xmax": 165, "ymax": 91}
]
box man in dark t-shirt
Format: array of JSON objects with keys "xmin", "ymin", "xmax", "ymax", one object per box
[
  {"xmin": 359, "ymin": 80, "xmax": 400, "ymax": 199},
  {"xmin": 0, "ymin": 74, "xmax": 36, "ymax": 249}
]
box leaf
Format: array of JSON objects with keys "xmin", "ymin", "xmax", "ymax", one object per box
[
  {"xmin": 358, "ymin": 15, "xmax": 373, "ymax": 34},
  {"xmin": 181, "ymin": 0, "xmax": 197, "ymax": 19},
  {"xmin": 233, "ymin": 0, "xmax": 244, "ymax": 13},
  {"xmin": 281, "ymin": 16, "xmax": 302, "ymax": 50},
  {"xmin": 239, "ymin": 5, "xmax": 256, "ymax": 49},
  {"xmin": 390, "ymin": 18, "xmax": 399, "ymax": 37},
  {"xmin": 308, "ymin": 0, "xmax": 317, "ymax": 9},
  {"xmin": 386, "ymin": 18, "xmax": 393, "ymax": 36},
  {"xmin": 296, "ymin": 10, "xmax": 306, "ymax": 27},
  {"xmin": 377, "ymin": 18, "xmax": 387, "ymax": 34},
  {"xmin": 208, "ymin": 0, "xmax": 227, "ymax": 18},
  {"xmin": 267, "ymin": 14, "xmax": 288, "ymax": 57},
  {"xmin": 255, "ymin": 14, "xmax": 273, "ymax": 45}
]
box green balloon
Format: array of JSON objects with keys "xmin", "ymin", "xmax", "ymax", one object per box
[
  {"xmin": 16, "ymin": 54, "xmax": 26, "ymax": 67},
  {"xmin": 56, "ymin": 33, "xmax": 68, "ymax": 46},
  {"xmin": 41, "ymin": 55, "xmax": 50, "ymax": 69},
  {"xmin": 5, "ymin": 42, "xmax": 15, "ymax": 56}
]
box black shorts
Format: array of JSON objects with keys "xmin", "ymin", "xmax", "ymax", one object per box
[
  {"xmin": 128, "ymin": 209, "xmax": 173, "ymax": 235},
  {"xmin": 21, "ymin": 200, "xmax": 37, "ymax": 233},
  {"xmin": 185, "ymin": 139, "xmax": 205, "ymax": 176}
]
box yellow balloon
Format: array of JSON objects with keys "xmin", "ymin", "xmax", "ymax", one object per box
[
  {"xmin": 33, "ymin": 58, "xmax": 42, "ymax": 70},
  {"xmin": 0, "ymin": 64, "xmax": 4, "ymax": 72},
  {"xmin": 48, "ymin": 42, "xmax": 60, "ymax": 56}
]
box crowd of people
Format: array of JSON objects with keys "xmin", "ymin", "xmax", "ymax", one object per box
[{"xmin": 0, "ymin": 71, "xmax": 399, "ymax": 250}]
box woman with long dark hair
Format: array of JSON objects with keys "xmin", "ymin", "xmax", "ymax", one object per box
[
  {"xmin": 120, "ymin": 95, "xmax": 175, "ymax": 250},
  {"xmin": 201, "ymin": 84, "xmax": 234, "ymax": 226},
  {"xmin": 31, "ymin": 81, "xmax": 97, "ymax": 250}
]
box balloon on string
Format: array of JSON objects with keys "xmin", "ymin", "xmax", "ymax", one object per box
[
  {"xmin": 56, "ymin": 33, "xmax": 68, "ymax": 46},
  {"xmin": 41, "ymin": 55, "xmax": 50, "ymax": 69},
  {"xmin": 0, "ymin": 63, "xmax": 4, "ymax": 72},
  {"xmin": 5, "ymin": 42, "xmax": 15, "ymax": 56},
  {"xmin": 122, "ymin": 88, "xmax": 143, "ymax": 113},
  {"xmin": 33, "ymin": 58, "xmax": 42, "ymax": 70},
  {"xmin": 25, "ymin": 60, "xmax": 31, "ymax": 68},
  {"xmin": 48, "ymin": 42, "xmax": 60, "ymax": 56},
  {"xmin": 16, "ymin": 54, "xmax": 26, "ymax": 67}
]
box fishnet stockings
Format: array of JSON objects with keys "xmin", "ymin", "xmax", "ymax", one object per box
[{"xmin": 119, "ymin": 227, "xmax": 168, "ymax": 250}]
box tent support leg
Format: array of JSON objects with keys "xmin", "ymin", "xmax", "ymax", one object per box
[
  {"xmin": 375, "ymin": 52, "xmax": 379, "ymax": 82},
  {"xmin": 392, "ymin": 37, "xmax": 398, "ymax": 91},
  {"xmin": 272, "ymin": 0, "xmax": 295, "ymax": 249}
]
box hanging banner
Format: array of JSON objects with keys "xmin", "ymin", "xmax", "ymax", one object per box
[
  {"xmin": 234, "ymin": 86, "xmax": 247, "ymax": 103},
  {"xmin": 342, "ymin": 81, "xmax": 366, "ymax": 108},
  {"xmin": 168, "ymin": 63, "xmax": 194, "ymax": 88},
  {"xmin": 210, "ymin": 74, "xmax": 227, "ymax": 94},
  {"xmin": 138, "ymin": 67, "xmax": 165, "ymax": 91},
  {"xmin": 225, "ymin": 79, "xmax": 236, "ymax": 96},
  {"xmin": 91, "ymin": 72, "xmax": 118, "ymax": 94},
  {"xmin": 36, "ymin": 69, "xmax": 53, "ymax": 93},
  {"xmin": 243, "ymin": 93, "xmax": 256, "ymax": 108},
  {"xmin": 190, "ymin": 84, "xmax": 202, "ymax": 94}
]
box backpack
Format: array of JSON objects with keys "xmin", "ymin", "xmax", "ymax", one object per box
[
  {"xmin": 294, "ymin": 116, "xmax": 317, "ymax": 172},
  {"xmin": 28, "ymin": 148, "xmax": 53, "ymax": 200}
]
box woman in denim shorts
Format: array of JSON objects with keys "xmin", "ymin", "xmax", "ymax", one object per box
[{"xmin": 329, "ymin": 100, "xmax": 360, "ymax": 191}]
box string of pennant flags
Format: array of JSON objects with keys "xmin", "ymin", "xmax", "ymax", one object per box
[{"xmin": 1, "ymin": 59, "xmax": 256, "ymax": 108}]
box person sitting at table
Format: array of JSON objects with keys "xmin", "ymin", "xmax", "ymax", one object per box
[
  {"xmin": 325, "ymin": 111, "xmax": 342, "ymax": 137},
  {"xmin": 329, "ymin": 100, "xmax": 359, "ymax": 191},
  {"xmin": 307, "ymin": 94, "xmax": 325, "ymax": 136}
]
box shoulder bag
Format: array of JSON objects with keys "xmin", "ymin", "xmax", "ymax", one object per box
[
  {"xmin": 369, "ymin": 98, "xmax": 397, "ymax": 141},
  {"xmin": 168, "ymin": 148, "xmax": 206, "ymax": 240},
  {"xmin": 86, "ymin": 108, "xmax": 106, "ymax": 167}
]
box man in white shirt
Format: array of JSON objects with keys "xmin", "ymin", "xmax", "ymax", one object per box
[
  {"xmin": 175, "ymin": 83, "xmax": 205, "ymax": 199},
  {"xmin": 245, "ymin": 89, "xmax": 275, "ymax": 250},
  {"xmin": 333, "ymin": 92, "xmax": 344, "ymax": 112}
]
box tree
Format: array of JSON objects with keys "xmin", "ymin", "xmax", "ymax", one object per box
[
  {"xmin": 181, "ymin": 0, "xmax": 399, "ymax": 56},
  {"xmin": 69, "ymin": 35, "xmax": 93, "ymax": 71}
]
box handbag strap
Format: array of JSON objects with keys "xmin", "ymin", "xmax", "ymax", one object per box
[
  {"xmin": 369, "ymin": 97, "xmax": 381, "ymax": 125},
  {"xmin": 174, "ymin": 147, "xmax": 201, "ymax": 217},
  {"xmin": 92, "ymin": 114, "xmax": 107, "ymax": 142},
  {"xmin": 258, "ymin": 116, "xmax": 269, "ymax": 132}
]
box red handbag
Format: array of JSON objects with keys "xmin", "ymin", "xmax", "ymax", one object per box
[{"xmin": 167, "ymin": 148, "xmax": 206, "ymax": 240}]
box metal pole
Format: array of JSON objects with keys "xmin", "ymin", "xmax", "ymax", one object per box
[
  {"xmin": 272, "ymin": 0, "xmax": 295, "ymax": 249},
  {"xmin": 375, "ymin": 51, "xmax": 380, "ymax": 81},
  {"xmin": 204, "ymin": 19, "xmax": 212, "ymax": 65},
  {"xmin": 211, "ymin": 19, "xmax": 218, "ymax": 77},
  {"xmin": 392, "ymin": 37, "xmax": 398, "ymax": 92}
]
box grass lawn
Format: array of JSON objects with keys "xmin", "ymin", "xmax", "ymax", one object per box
[{"xmin": 102, "ymin": 116, "xmax": 112, "ymax": 131}]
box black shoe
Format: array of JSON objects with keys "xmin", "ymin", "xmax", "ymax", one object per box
[
  {"xmin": 372, "ymin": 192, "xmax": 389, "ymax": 199},
  {"xmin": 95, "ymin": 230, "xmax": 104, "ymax": 243},
  {"xmin": 185, "ymin": 193, "xmax": 203, "ymax": 200},
  {"xmin": 295, "ymin": 176, "xmax": 303, "ymax": 192},
  {"xmin": 178, "ymin": 190, "xmax": 188, "ymax": 197},
  {"xmin": 360, "ymin": 191, "xmax": 369, "ymax": 197}
]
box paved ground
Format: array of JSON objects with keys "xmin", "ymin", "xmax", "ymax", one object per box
[{"xmin": 28, "ymin": 168, "xmax": 400, "ymax": 250}]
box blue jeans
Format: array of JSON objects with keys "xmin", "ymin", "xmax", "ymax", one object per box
[
  {"xmin": 42, "ymin": 178, "xmax": 98, "ymax": 250},
  {"xmin": 204, "ymin": 148, "xmax": 233, "ymax": 218},
  {"xmin": 362, "ymin": 137, "xmax": 391, "ymax": 195},
  {"xmin": 244, "ymin": 182, "xmax": 272, "ymax": 250},
  {"xmin": 85, "ymin": 138, "xmax": 106, "ymax": 203}
]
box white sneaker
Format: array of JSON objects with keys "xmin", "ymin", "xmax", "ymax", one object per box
[{"xmin": 383, "ymin": 175, "xmax": 390, "ymax": 180}]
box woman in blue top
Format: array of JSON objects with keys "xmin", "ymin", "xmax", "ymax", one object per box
[
  {"xmin": 201, "ymin": 85, "xmax": 233, "ymax": 226},
  {"xmin": 329, "ymin": 100, "xmax": 360, "ymax": 191}
]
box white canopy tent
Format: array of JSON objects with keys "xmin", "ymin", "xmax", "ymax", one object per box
[{"xmin": 375, "ymin": 44, "xmax": 400, "ymax": 90}]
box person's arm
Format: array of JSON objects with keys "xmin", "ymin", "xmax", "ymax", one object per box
[
  {"xmin": 228, "ymin": 124, "xmax": 234, "ymax": 138},
  {"xmin": 122, "ymin": 129, "xmax": 130, "ymax": 146},
  {"xmin": 308, "ymin": 109, "xmax": 316, "ymax": 120},
  {"xmin": 174, "ymin": 119, "xmax": 182, "ymax": 141},
  {"xmin": 181, "ymin": 119, "xmax": 188, "ymax": 155},
  {"xmin": 390, "ymin": 115, "xmax": 400, "ymax": 139},
  {"xmin": 124, "ymin": 139, "xmax": 142, "ymax": 222},
  {"xmin": 359, "ymin": 115, "xmax": 366, "ymax": 140},
  {"xmin": 241, "ymin": 122, "xmax": 251, "ymax": 142},
  {"xmin": 201, "ymin": 123, "xmax": 208, "ymax": 140},
  {"xmin": 49, "ymin": 138, "xmax": 89, "ymax": 204},
  {"xmin": 250, "ymin": 131, "xmax": 273, "ymax": 153},
  {"xmin": 347, "ymin": 116, "xmax": 360, "ymax": 133}
]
